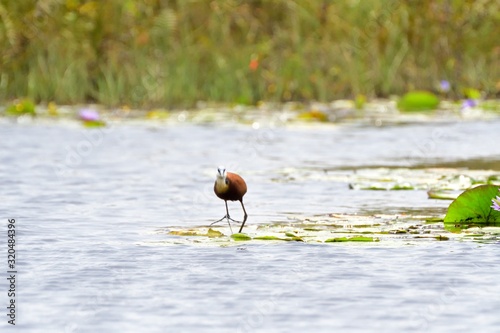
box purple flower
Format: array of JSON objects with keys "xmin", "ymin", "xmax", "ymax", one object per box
[
  {"xmin": 492, "ymin": 194, "xmax": 500, "ymax": 212},
  {"xmin": 78, "ymin": 108, "xmax": 100, "ymax": 121},
  {"xmin": 439, "ymin": 80, "xmax": 451, "ymax": 92},
  {"xmin": 461, "ymin": 99, "xmax": 477, "ymax": 109}
]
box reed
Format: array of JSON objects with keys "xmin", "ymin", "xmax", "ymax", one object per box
[{"xmin": 0, "ymin": 0, "xmax": 498, "ymax": 107}]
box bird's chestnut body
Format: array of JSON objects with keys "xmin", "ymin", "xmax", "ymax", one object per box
[
  {"xmin": 214, "ymin": 171, "xmax": 247, "ymax": 201},
  {"xmin": 213, "ymin": 166, "xmax": 248, "ymax": 233}
]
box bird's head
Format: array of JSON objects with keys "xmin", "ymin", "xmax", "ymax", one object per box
[{"xmin": 216, "ymin": 166, "xmax": 227, "ymax": 180}]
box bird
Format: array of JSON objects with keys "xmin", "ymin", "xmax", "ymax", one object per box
[{"xmin": 213, "ymin": 166, "xmax": 248, "ymax": 233}]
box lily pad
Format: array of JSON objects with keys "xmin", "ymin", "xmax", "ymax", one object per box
[
  {"xmin": 83, "ymin": 120, "xmax": 106, "ymax": 128},
  {"xmin": 151, "ymin": 211, "xmax": 500, "ymax": 246},
  {"xmin": 169, "ymin": 230, "xmax": 199, "ymax": 236},
  {"xmin": 427, "ymin": 190, "xmax": 459, "ymax": 200},
  {"xmin": 325, "ymin": 236, "xmax": 379, "ymax": 242},
  {"xmin": 168, "ymin": 228, "xmax": 224, "ymax": 237},
  {"xmin": 206, "ymin": 228, "xmax": 224, "ymax": 238},
  {"xmin": 6, "ymin": 99, "xmax": 36, "ymax": 116},
  {"xmin": 253, "ymin": 236, "xmax": 286, "ymax": 241},
  {"xmin": 285, "ymin": 236, "xmax": 304, "ymax": 242},
  {"xmin": 231, "ymin": 233, "xmax": 252, "ymax": 241},
  {"xmin": 397, "ymin": 91, "xmax": 440, "ymax": 112},
  {"xmin": 444, "ymin": 185, "xmax": 500, "ymax": 230},
  {"xmin": 297, "ymin": 110, "xmax": 328, "ymax": 122}
]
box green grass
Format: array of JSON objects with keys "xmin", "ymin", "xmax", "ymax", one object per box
[{"xmin": 0, "ymin": 0, "xmax": 499, "ymax": 107}]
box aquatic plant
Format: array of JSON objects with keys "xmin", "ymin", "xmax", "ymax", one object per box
[
  {"xmin": 0, "ymin": 1, "xmax": 498, "ymax": 107},
  {"xmin": 461, "ymin": 99, "xmax": 477, "ymax": 109},
  {"xmin": 325, "ymin": 236, "xmax": 379, "ymax": 242},
  {"xmin": 78, "ymin": 108, "xmax": 100, "ymax": 121},
  {"xmin": 444, "ymin": 185, "xmax": 500, "ymax": 231},
  {"xmin": 5, "ymin": 99, "xmax": 36, "ymax": 116},
  {"xmin": 397, "ymin": 91, "xmax": 440, "ymax": 112},
  {"xmin": 78, "ymin": 108, "xmax": 106, "ymax": 127},
  {"xmin": 439, "ymin": 80, "xmax": 451, "ymax": 93},
  {"xmin": 491, "ymin": 189, "xmax": 500, "ymax": 212}
]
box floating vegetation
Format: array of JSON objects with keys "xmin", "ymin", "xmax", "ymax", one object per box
[
  {"xmin": 444, "ymin": 185, "xmax": 500, "ymax": 231},
  {"xmin": 487, "ymin": 175, "xmax": 500, "ymax": 185},
  {"xmin": 397, "ymin": 91, "xmax": 440, "ymax": 112},
  {"xmin": 82, "ymin": 120, "xmax": 106, "ymax": 128},
  {"xmin": 253, "ymin": 236, "xmax": 286, "ymax": 241},
  {"xmin": 5, "ymin": 99, "xmax": 36, "ymax": 116},
  {"xmin": 297, "ymin": 110, "xmax": 328, "ymax": 122},
  {"xmin": 354, "ymin": 94, "xmax": 367, "ymax": 110},
  {"xmin": 339, "ymin": 168, "xmax": 498, "ymax": 192},
  {"xmin": 325, "ymin": 236, "xmax": 379, "ymax": 242},
  {"xmin": 78, "ymin": 108, "xmax": 106, "ymax": 128},
  {"xmin": 168, "ymin": 228, "xmax": 224, "ymax": 238},
  {"xmin": 1, "ymin": 96, "xmax": 499, "ymax": 127},
  {"xmin": 154, "ymin": 212, "xmax": 500, "ymax": 247},
  {"xmin": 231, "ymin": 233, "xmax": 252, "ymax": 241},
  {"xmin": 146, "ymin": 109, "xmax": 170, "ymax": 120},
  {"xmin": 168, "ymin": 230, "xmax": 200, "ymax": 236},
  {"xmin": 427, "ymin": 190, "xmax": 460, "ymax": 200}
]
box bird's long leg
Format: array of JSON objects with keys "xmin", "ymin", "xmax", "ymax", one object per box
[
  {"xmin": 211, "ymin": 201, "xmax": 242, "ymax": 225},
  {"xmin": 224, "ymin": 201, "xmax": 243, "ymax": 223},
  {"xmin": 209, "ymin": 215, "xmax": 228, "ymax": 226},
  {"xmin": 238, "ymin": 200, "xmax": 248, "ymax": 233},
  {"xmin": 209, "ymin": 201, "xmax": 236, "ymax": 233},
  {"xmin": 224, "ymin": 201, "xmax": 234, "ymax": 234}
]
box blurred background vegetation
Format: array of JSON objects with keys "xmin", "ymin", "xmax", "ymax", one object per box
[{"xmin": 1, "ymin": 0, "xmax": 499, "ymax": 108}]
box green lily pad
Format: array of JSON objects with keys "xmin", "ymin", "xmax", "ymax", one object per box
[
  {"xmin": 5, "ymin": 99, "xmax": 36, "ymax": 116},
  {"xmin": 303, "ymin": 227, "xmax": 322, "ymax": 231},
  {"xmin": 391, "ymin": 183, "xmax": 414, "ymax": 190},
  {"xmin": 83, "ymin": 120, "xmax": 106, "ymax": 128},
  {"xmin": 231, "ymin": 233, "xmax": 252, "ymax": 241},
  {"xmin": 425, "ymin": 217, "xmax": 444, "ymax": 224},
  {"xmin": 444, "ymin": 185, "xmax": 500, "ymax": 230},
  {"xmin": 253, "ymin": 236, "xmax": 286, "ymax": 241},
  {"xmin": 397, "ymin": 91, "xmax": 440, "ymax": 112},
  {"xmin": 427, "ymin": 190, "xmax": 459, "ymax": 200},
  {"xmin": 325, "ymin": 236, "xmax": 379, "ymax": 242},
  {"xmin": 285, "ymin": 236, "xmax": 304, "ymax": 242}
]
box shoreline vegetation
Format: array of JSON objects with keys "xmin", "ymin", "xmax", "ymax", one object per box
[{"xmin": 1, "ymin": 1, "xmax": 499, "ymax": 108}]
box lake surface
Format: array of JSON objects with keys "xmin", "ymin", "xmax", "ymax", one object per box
[{"xmin": 1, "ymin": 115, "xmax": 500, "ymax": 332}]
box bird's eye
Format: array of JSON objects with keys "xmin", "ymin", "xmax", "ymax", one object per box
[{"xmin": 225, "ymin": 179, "xmax": 229, "ymax": 185}]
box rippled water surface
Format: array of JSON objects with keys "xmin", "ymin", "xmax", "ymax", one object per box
[{"xmin": 1, "ymin": 117, "xmax": 500, "ymax": 332}]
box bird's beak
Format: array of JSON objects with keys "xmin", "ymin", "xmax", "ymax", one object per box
[{"xmin": 217, "ymin": 167, "xmax": 225, "ymax": 178}]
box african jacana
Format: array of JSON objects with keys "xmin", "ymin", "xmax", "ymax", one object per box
[{"xmin": 213, "ymin": 166, "xmax": 248, "ymax": 233}]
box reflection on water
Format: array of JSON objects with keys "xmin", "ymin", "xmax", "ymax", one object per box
[{"xmin": 1, "ymin": 118, "xmax": 500, "ymax": 332}]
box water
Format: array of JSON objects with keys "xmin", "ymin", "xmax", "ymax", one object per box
[{"xmin": 1, "ymin": 117, "xmax": 500, "ymax": 332}]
